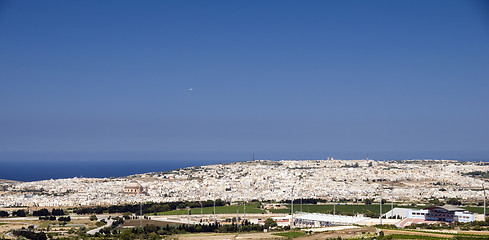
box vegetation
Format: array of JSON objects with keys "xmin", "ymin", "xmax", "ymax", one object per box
[
  {"xmin": 13, "ymin": 209, "xmax": 26, "ymax": 217},
  {"xmin": 272, "ymin": 231, "xmax": 306, "ymax": 238},
  {"xmin": 0, "ymin": 211, "xmax": 8, "ymax": 217},
  {"xmin": 463, "ymin": 206, "xmax": 487, "ymax": 214},
  {"xmin": 95, "ymin": 222, "xmax": 265, "ymax": 239},
  {"xmin": 33, "ymin": 208, "xmax": 50, "ymax": 216},
  {"xmin": 51, "ymin": 208, "xmax": 65, "ymax": 216},
  {"xmin": 382, "ymin": 234, "xmax": 448, "ymax": 239},
  {"xmin": 279, "ymin": 198, "xmax": 328, "ymax": 204},
  {"xmin": 12, "ymin": 229, "xmax": 47, "ymax": 240},
  {"xmin": 58, "ymin": 216, "xmax": 71, "ymax": 222},
  {"xmin": 269, "ymin": 204, "xmax": 399, "ymax": 218},
  {"xmin": 462, "ymin": 171, "xmax": 489, "ymax": 179},
  {"xmin": 38, "ymin": 216, "xmax": 56, "ymax": 220},
  {"xmin": 447, "ymin": 198, "xmax": 462, "ymax": 206},
  {"xmin": 157, "ymin": 204, "xmax": 265, "ymax": 215},
  {"xmin": 264, "ymin": 218, "xmax": 277, "ymax": 229},
  {"xmin": 75, "ymin": 199, "xmax": 228, "ymax": 215},
  {"xmin": 404, "ymin": 220, "xmax": 489, "ymax": 231}
]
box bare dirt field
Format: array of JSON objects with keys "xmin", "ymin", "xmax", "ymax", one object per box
[
  {"xmin": 295, "ymin": 227, "xmax": 376, "ymax": 240},
  {"xmin": 382, "ymin": 229, "xmax": 452, "ymax": 238},
  {"xmin": 175, "ymin": 232, "xmax": 283, "ymax": 240}
]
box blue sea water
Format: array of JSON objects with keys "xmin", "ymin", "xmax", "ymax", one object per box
[
  {"xmin": 0, "ymin": 151, "xmax": 245, "ymax": 181},
  {"xmin": 0, "ymin": 159, "xmax": 223, "ymax": 182},
  {"xmin": 1, "ymin": 151, "xmax": 487, "ymax": 182}
]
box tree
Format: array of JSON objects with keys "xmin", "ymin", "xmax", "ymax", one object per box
[
  {"xmin": 428, "ymin": 198, "xmax": 443, "ymax": 206},
  {"xmin": 363, "ymin": 198, "xmax": 373, "ymax": 205},
  {"xmin": 33, "ymin": 209, "xmax": 50, "ymax": 216},
  {"xmin": 58, "ymin": 216, "xmax": 71, "ymax": 222},
  {"xmin": 264, "ymin": 218, "xmax": 277, "ymax": 229},
  {"xmin": 12, "ymin": 230, "xmax": 47, "ymax": 240},
  {"xmin": 51, "ymin": 208, "xmax": 64, "ymax": 216},
  {"xmin": 447, "ymin": 198, "xmax": 462, "ymax": 206},
  {"xmin": 13, "ymin": 210, "xmax": 26, "ymax": 217},
  {"xmin": 89, "ymin": 215, "xmax": 98, "ymax": 221},
  {"xmin": 0, "ymin": 211, "xmax": 9, "ymax": 217}
]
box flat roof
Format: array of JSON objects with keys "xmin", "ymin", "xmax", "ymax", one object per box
[{"xmin": 424, "ymin": 205, "xmax": 465, "ymax": 212}]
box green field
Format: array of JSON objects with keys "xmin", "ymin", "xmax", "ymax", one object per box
[
  {"xmin": 155, "ymin": 204, "xmax": 486, "ymax": 216},
  {"xmin": 157, "ymin": 204, "xmax": 266, "ymax": 215},
  {"xmin": 462, "ymin": 206, "xmax": 486, "ymax": 214},
  {"xmin": 272, "ymin": 231, "xmax": 307, "ymax": 238},
  {"xmin": 269, "ymin": 204, "xmax": 399, "ymax": 215}
]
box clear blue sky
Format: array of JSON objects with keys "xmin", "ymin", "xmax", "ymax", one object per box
[{"xmin": 1, "ymin": 0, "xmax": 488, "ymax": 161}]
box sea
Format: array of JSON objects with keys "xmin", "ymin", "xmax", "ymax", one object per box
[{"xmin": 1, "ymin": 151, "xmax": 487, "ymax": 182}]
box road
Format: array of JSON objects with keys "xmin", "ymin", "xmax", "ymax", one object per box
[{"xmin": 87, "ymin": 219, "xmax": 113, "ymax": 235}]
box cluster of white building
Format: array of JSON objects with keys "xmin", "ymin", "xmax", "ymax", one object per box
[{"xmin": 0, "ymin": 159, "xmax": 488, "ymax": 207}]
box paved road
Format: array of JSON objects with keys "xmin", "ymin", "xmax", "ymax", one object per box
[{"xmin": 87, "ymin": 219, "xmax": 113, "ymax": 235}]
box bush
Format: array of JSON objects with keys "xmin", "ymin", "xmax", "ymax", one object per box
[
  {"xmin": 13, "ymin": 210, "xmax": 26, "ymax": 217},
  {"xmin": 0, "ymin": 211, "xmax": 8, "ymax": 217},
  {"xmin": 33, "ymin": 209, "xmax": 50, "ymax": 216},
  {"xmin": 89, "ymin": 215, "xmax": 98, "ymax": 221},
  {"xmin": 12, "ymin": 230, "xmax": 47, "ymax": 240},
  {"xmin": 58, "ymin": 216, "xmax": 71, "ymax": 222}
]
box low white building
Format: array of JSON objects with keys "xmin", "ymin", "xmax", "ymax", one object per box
[
  {"xmin": 384, "ymin": 205, "xmax": 474, "ymax": 223},
  {"xmin": 293, "ymin": 213, "xmax": 368, "ymax": 228}
]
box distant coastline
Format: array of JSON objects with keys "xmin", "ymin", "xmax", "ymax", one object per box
[{"xmin": 1, "ymin": 157, "xmax": 488, "ymax": 182}]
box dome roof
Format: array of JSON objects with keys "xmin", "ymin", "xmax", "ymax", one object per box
[{"xmin": 126, "ymin": 180, "xmax": 142, "ymax": 188}]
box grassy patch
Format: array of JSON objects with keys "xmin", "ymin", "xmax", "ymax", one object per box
[
  {"xmin": 157, "ymin": 204, "xmax": 266, "ymax": 215},
  {"xmin": 463, "ymin": 206, "xmax": 485, "ymax": 214},
  {"xmin": 272, "ymin": 231, "xmax": 306, "ymax": 238},
  {"xmin": 270, "ymin": 204, "xmax": 409, "ymax": 215}
]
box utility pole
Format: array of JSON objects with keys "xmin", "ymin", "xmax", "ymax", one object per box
[
  {"xmin": 244, "ymin": 201, "xmax": 246, "ymax": 223},
  {"xmin": 213, "ymin": 199, "xmax": 216, "ymax": 223},
  {"xmin": 484, "ymin": 184, "xmax": 486, "ymax": 221},
  {"xmin": 187, "ymin": 206, "xmax": 190, "ymax": 224},
  {"xmin": 391, "ymin": 183, "xmax": 394, "ymax": 219},
  {"xmin": 200, "ymin": 200, "xmax": 203, "ymax": 215},
  {"xmin": 139, "ymin": 201, "xmax": 143, "ymax": 240},
  {"xmin": 140, "ymin": 202, "xmax": 143, "ymax": 228},
  {"xmin": 379, "ymin": 187, "xmax": 383, "ymax": 225},
  {"xmin": 291, "ymin": 186, "xmax": 295, "ymax": 228},
  {"xmin": 333, "ymin": 199, "xmax": 336, "ymax": 216},
  {"xmin": 300, "ymin": 198, "xmax": 303, "ymax": 213}
]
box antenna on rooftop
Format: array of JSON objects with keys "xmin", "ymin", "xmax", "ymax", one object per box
[
  {"xmin": 366, "ymin": 153, "xmax": 369, "ymax": 160},
  {"xmin": 252, "ymin": 152, "xmax": 255, "ymax": 161}
]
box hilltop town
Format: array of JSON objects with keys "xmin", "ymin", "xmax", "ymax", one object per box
[{"xmin": 1, "ymin": 159, "xmax": 488, "ymax": 207}]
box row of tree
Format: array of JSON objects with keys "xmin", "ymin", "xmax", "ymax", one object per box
[
  {"xmin": 97, "ymin": 222, "xmax": 265, "ymax": 239},
  {"xmin": 12, "ymin": 230, "xmax": 47, "ymax": 240},
  {"xmin": 33, "ymin": 208, "xmax": 64, "ymax": 216},
  {"xmin": 0, "ymin": 209, "xmax": 27, "ymax": 217},
  {"xmin": 75, "ymin": 199, "xmax": 228, "ymax": 215}
]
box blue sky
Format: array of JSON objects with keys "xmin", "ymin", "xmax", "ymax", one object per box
[{"xmin": 1, "ymin": 0, "xmax": 488, "ymax": 161}]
